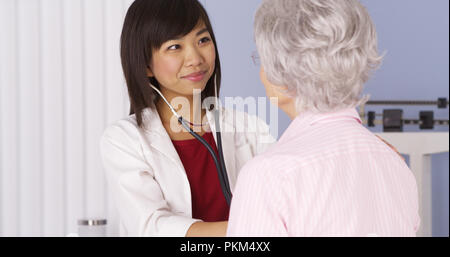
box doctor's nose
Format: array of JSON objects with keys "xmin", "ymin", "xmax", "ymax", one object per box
[{"xmin": 184, "ymin": 47, "xmax": 204, "ymax": 67}]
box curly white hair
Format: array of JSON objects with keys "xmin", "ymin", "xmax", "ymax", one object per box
[{"xmin": 254, "ymin": 0, "xmax": 383, "ymax": 113}]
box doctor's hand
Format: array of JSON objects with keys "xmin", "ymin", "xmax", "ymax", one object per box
[{"xmin": 186, "ymin": 221, "xmax": 228, "ymax": 237}]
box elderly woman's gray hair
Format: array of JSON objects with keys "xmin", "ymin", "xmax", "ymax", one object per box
[{"xmin": 254, "ymin": 0, "xmax": 383, "ymax": 113}]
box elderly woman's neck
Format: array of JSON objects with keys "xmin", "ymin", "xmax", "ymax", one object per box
[{"xmin": 279, "ymin": 101, "xmax": 298, "ymax": 120}]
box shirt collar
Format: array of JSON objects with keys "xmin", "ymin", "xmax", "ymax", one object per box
[
  {"xmin": 279, "ymin": 108, "xmax": 362, "ymax": 143},
  {"xmin": 307, "ymin": 108, "xmax": 361, "ymax": 126}
]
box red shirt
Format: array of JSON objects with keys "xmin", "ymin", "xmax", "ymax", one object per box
[{"xmin": 172, "ymin": 131, "xmax": 229, "ymax": 222}]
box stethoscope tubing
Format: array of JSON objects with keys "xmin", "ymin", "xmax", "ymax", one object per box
[
  {"xmin": 178, "ymin": 117, "xmax": 232, "ymax": 206},
  {"xmin": 150, "ymin": 81, "xmax": 233, "ymax": 206},
  {"xmin": 213, "ymin": 111, "xmax": 232, "ymax": 203}
]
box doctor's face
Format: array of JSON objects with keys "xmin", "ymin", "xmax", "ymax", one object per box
[{"xmin": 147, "ymin": 21, "xmax": 216, "ymax": 98}]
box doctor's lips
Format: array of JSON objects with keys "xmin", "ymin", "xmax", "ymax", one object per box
[{"xmin": 181, "ymin": 71, "xmax": 207, "ymax": 82}]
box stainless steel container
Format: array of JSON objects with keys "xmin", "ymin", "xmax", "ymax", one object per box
[{"xmin": 77, "ymin": 218, "xmax": 107, "ymax": 237}]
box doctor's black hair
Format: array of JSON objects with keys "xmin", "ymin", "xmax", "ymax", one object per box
[{"xmin": 120, "ymin": 0, "xmax": 222, "ymax": 127}]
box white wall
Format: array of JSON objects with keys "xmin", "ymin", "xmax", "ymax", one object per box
[{"xmin": 0, "ymin": 0, "xmax": 133, "ymax": 236}]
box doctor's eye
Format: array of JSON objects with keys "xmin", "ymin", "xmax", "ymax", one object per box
[
  {"xmin": 199, "ymin": 37, "xmax": 211, "ymax": 45},
  {"xmin": 167, "ymin": 44, "xmax": 181, "ymax": 50}
]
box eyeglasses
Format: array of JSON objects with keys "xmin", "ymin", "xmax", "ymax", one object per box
[{"xmin": 251, "ymin": 51, "xmax": 260, "ymax": 66}]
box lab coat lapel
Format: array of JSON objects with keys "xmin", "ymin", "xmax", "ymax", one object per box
[{"xmin": 141, "ymin": 108, "xmax": 186, "ymax": 173}]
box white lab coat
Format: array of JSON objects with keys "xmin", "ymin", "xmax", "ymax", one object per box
[{"xmin": 100, "ymin": 106, "xmax": 276, "ymax": 236}]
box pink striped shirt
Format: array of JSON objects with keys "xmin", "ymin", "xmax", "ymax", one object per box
[{"xmin": 227, "ymin": 108, "xmax": 420, "ymax": 237}]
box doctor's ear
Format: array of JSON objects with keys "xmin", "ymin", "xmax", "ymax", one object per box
[{"xmin": 146, "ymin": 65, "xmax": 154, "ymax": 77}]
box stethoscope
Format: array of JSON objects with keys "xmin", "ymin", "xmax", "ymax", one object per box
[{"xmin": 149, "ymin": 78, "xmax": 232, "ymax": 206}]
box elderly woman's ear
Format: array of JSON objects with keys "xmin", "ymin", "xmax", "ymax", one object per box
[{"xmin": 260, "ymin": 67, "xmax": 298, "ymax": 119}]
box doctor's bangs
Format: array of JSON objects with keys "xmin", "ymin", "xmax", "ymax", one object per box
[{"xmin": 146, "ymin": 0, "xmax": 212, "ymax": 50}]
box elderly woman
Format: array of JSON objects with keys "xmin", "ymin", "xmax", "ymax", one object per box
[{"xmin": 227, "ymin": 0, "xmax": 420, "ymax": 236}]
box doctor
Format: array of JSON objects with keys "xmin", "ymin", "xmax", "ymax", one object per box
[{"xmin": 100, "ymin": 0, "xmax": 275, "ymax": 237}]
